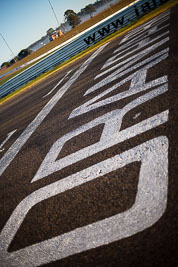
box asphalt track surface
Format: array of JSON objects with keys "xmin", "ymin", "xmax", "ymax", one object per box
[{"xmin": 0, "ymin": 6, "xmax": 177, "ymax": 267}]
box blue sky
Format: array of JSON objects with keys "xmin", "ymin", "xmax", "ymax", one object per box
[{"xmin": 0, "ymin": 0, "xmax": 96, "ymax": 65}]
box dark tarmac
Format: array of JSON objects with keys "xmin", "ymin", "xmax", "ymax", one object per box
[{"xmin": 0, "ymin": 6, "xmax": 177, "ymax": 267}]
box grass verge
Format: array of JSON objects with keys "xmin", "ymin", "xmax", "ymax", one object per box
[
  {"xmin": 0, "ymin": 0, "xmax": 177, "ymax": 105},
  {"xmin": 0, "ymin": 0, "xmax": 135, "ymax": 79}
]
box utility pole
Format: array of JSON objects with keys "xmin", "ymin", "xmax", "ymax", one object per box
[
  {"xmin": 48, "ymin": 0, "xmax": 60, "ymax": 28},
  {"xmin": 48, "ymin": 0, "xmax": 66, "ymax": 40},
  {"xmin": 0, "ymin": 32, "xmax": 17, "ymax": 62}
]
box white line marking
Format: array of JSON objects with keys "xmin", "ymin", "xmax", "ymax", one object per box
[
  {"xmin": 0, "ymin": 43, "xmax": 108, "ymax": 176},
  {"xmin": 95, "ymin": 37, "xmax": 169, "ymax": 80},
  {"xmin": 84, "ymin": 49, "xmax": 168, "ymax": 96},
  {"xmin": 32, "ymin": 88, "xmax": 168, "ymax": 182},
  {"xmin": 70, "ymin": 56, "xmax": 168, "ymax": 119},
  {"xmin": 43, "ymin": 71, "xmax": 72, "ymax": 98},
  {"xmin": 100, "ymin": 30, "xmax": 169, "ymax": 73},
  {"xmin": 0, "ymin": 10, "xmax": 171, "ymax": 266},
  {"xmin": 0, "ymin": 130, "xmax": 17, "ymax": 150},
  {"xmin": 133, "ymin": 112, "xmax": 141, "ymax": 119},
  {"xmin": 114, "ymin": 20, "xmax": 169, "ymax": 55},
  {"xmin": 0, "ymin": 136, "xmax": 168, "ymax": 266},
  {"xmin": 120, "ymin": 10, "xmax": 170, "ymax": 44}
]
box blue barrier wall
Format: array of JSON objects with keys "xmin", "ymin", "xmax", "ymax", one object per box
[{"xmin": 0, "ymin": 0, "xmax": 169, "ymax": 99}]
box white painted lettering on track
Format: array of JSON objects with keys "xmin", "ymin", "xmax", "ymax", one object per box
[
  {"xmin": 0, "ymin": 43, "xmax": 108, "ymax": 176},
  {"xmin": 43, "ymin": 70, "xmax": 72, "ymax": 98},
  {"xmin": 0, "ymin": 136, "xmax": 168, "ymax": 266},
  {"xmin": 0, "ymin": 10, "xmax": 171, "ymax": 266},
  {"xmin": 0, "ymin": 130, "xmax": 17, "ymax": 152}
]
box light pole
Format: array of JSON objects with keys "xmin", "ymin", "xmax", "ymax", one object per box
[
  {"xmin": 0, "ymin": 32, "xmax": 17, "ymax": 62},
  {"xmin": 48, "ymin": 0, "xmax": 60, "ymax": 28},
  {"xmin": 48, "ymin": 0, "xmax": 66, "ymax": 40}
]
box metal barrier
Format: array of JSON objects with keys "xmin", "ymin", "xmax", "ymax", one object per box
[{"xmin": 0, "ymin": 0, "xmax": 169, "ymax": 99}]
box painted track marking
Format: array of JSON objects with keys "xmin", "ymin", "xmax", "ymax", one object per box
[
  {"xmin": 42, "ymin": 70, "xmax": 72, "ymax": 98},
  {"xmin": 0, "ymin": 130, "xmax": 17, "ymax": 152},
  {"xmin": 0, "ymin": 43, "xmax": 108, "ymax": 176}
]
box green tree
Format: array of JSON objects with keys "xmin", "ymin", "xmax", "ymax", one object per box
[
  {"xmin": 10, "ymin": 57, "xmax": 18, "ymax": 65},
  {"xmin": 18, "ymin": 48, "xmax": 32, "ymax": 60},
  {"xmin": 1, "ymin": 62, "xmax": 11, "ymax": 68},
  {"xmin": 84, "ymin": 4, "xmax": 96, "ymax": 17},
  {"xmin": 64, "ymin": 9, "xmax": 80, "ymax": 28}
]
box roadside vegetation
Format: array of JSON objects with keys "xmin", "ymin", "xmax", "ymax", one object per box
[
  {"xmin": 0, "ymin": 0, "xmax": 176, "ymax": 105},
  {"xmin": 0, "ymin": 0, "xmax": 134, "ymax": 78}
]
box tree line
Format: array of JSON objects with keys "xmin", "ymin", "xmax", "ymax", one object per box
[
  {"xmin": 63, "ymin": 0, "xmax": 113, "ymax": 28},
  {"xmin": 1, "ymin": 0, "xmax": 113, "ymax": 69},
  {"xmin": 1, "ymin": 48, "xmax": 32, "ymax": 69}
]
